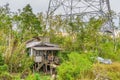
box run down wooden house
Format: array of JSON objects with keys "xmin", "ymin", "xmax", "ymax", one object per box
[{"xmin": 26, "ymin": 37, "xmax": 62, "ymax": 74}]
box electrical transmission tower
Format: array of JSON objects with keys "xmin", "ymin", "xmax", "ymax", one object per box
[{"xmin": 47, "ymin": 0, "xmax": 113, "ymax": 31}]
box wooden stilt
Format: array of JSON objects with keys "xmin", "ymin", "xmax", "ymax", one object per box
[
  {"xmin": 33, "ymin": 65, "xmax": 34, "ymax": 73},
  {"xmin": 35, "ymin": 63, "xmax": 36, "ymax": 71},
  {"xmin": 37, "ymin": 62, "xmax": 39, "ymax": 72},
  {"xmin": 51, "ymin": 51, "xmax": 54, "ymax": 75},
  {"xmin": 45, "ymin": 50, "xmax": 47, "ymax": 74}
]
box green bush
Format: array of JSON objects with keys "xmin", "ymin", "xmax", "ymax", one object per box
[
  {"xmin": 0, "ymin": 53, "xmax": 4, "ymax": 65},
  {"xmin": 25, "ymin": 73, "xmax": 50, "ymax": 80},
  {"xmin": 57, "ymin": 51, "xmax": 70, "ymax": 63},
  {"xmin": 13, "ymin": 75, "xmax": 21, "ymax": 80},
  {"xmin": 25, "ymin": 73, "xmax": 40, "ymax": 80},
  {"xmin": 20, "ymin": 68, "xmax": 32, "ymax": 79},
  {"xmin": 81, "ymin": 51, "xmax": 98, "ymax": 63},
  {"xmin": 0, "ymin": 53, "xmax": 8, "ymax": 73},
  {"xmin": 5, "ymin": 43, "xmax": 34, "ymax": 73},
  {"xmin": 57, "ymin": 52, "xmax": 93, "ymax": 80},
  {"xmin": 0, "ymin": 72, "xmax": 12, "ymax": 80},
  {"xmin": 0, "ymin": 64, "xmax": 8, "ymax": 73}
]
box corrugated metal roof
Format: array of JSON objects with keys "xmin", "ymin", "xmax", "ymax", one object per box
[
  {"xmin": 33, "ymin": 47, "xmax": 62, "ymax": 50},
  {"xmin": 34, "ymin": 42, "xmax": 58, "ymax": 47},
  {"xmin": 26, "ymin": 41, "xmax": 41, "ymax": 48},
  {"xmin": 26, "ymin": 41, "xmax": 59, "ymax": 48},
  {"xmin": 26, "ymin": 37, "xmax": 62, "ymax": 50}
]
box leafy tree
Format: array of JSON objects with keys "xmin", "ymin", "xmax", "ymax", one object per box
[
  {"xmin": 0, "ymin": 4, "xmax": 35, "ymax": 73},
  {"xmin": 14, "ymin": 4, "xmax": 42, "ymax": 42},
  {"xmin": 4, "ymin": 41, "xmax": 33, "ymax": 73}
]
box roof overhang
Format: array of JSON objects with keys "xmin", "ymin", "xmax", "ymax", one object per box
[{"xmin": 33, "ymin": 47, "xmax": 62, "ymax": 51}]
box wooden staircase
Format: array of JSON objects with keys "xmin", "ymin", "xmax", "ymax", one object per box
[{"xmin": 36, "ymin": 60, "xmax": 48, "ymax": 72}]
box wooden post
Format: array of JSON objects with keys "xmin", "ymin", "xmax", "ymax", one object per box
[
  {"xmin": 50, "ymin": 51, "xmax": 54, "ymax": 75},
  {"xmin": 30, "ymin": 48, "xmax": 33, "ymax": 56},
  {"xmin": 52, "ymin": 51, "xmax": 53, "ymax": 62},
  {"xmin": 33, "ymin": 64, "xmax": 34, "ymax": 73},
  {"xmin": 35, "ymin": 63, "xmax": 36, "ymax": 71},
  {"xmin": 45, "ymin": 51, "xmax": 48, "ymax": 72},
  {"xmin": 45, "ymin": 64, "xmax": 47, "ymax": 74},
  {"xmin": 37, "ymin": 62, "xmax": 39, "ymax": 72}
]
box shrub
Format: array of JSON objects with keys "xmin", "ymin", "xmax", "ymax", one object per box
[
  {"xmin": 25, "ymin": 73, "xmax": 41, "ymax": 80},
  {"xmin": 0, "ymin": 72, "xmax": 12, "ymax": 80},
  {"xmin": 25, "ymin": 73, "xmax": 50, "ymax": 80},
  {"xmin": 4, "ymin": 43, "xmax": 34, "ymax": 73},
  {"xmin": 93, "ymin": 62, "xmax": 120, "ymax": 79},
  {"xmin": 0, "ymin": 53, "xmax": 8, "ymax": 74},
  {"xmin": 21, "ymin": 68, "xmax": 32, "ymax": 79},
  {"xmin": 57, "ymin": 52, "xmax": 93, "ymax": 80},
  {"xmin": 57, "ymin": 51, "xmax": 70, "ymax": 63},
  {"xmin": 0, "ymin": 64, "xmax": 8, "ymax": 73},
  {"xmin": 0, "ymin": 53, "xmax": 4, "ymax": 65},
  {"xmin": 98, "ymin": 42, "xmax": 120, "ymax": 61}
]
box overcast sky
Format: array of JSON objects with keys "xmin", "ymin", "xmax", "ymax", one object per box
[
  {"xmin": 0, "ymin": 0, "xmax": 120, "ymax": 14},
  {"xmin": 0, "ymin": 0, "xmax": 49, "ymax": 14}
]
